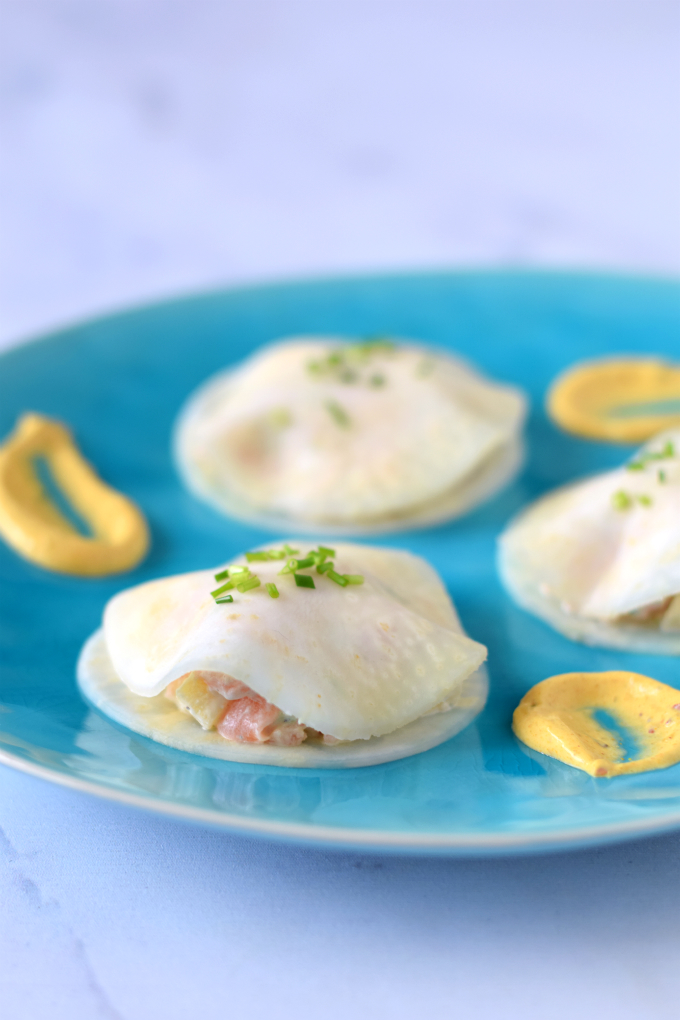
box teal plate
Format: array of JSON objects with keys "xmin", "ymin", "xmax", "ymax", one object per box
[{"xmin": 2, "ymin": 270, "xmax": 680, "ymax": 856}]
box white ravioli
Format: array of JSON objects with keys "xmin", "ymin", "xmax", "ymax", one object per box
[
  {"xmin": 499, "ymin": 429, "xmax": 680, "ymax": 654},
  {"xmin": 174, "ymin": 338, "xmax": 526, "ymax": 532},
  {"xmin": 77, "ymin": 543, "xmax": 489, "ymax": 765}
]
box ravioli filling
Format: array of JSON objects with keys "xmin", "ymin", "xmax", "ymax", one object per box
[
  {"xmin": 162, "ymin": 668, "xmax": 458, "ymax": 746},
  {"xmin": 620, "ymin": 595, "xmax": 680, "ymax": 631},
  {"xmin": 163, "ymin": 670, "xmax": 335, "ymax": 746}
]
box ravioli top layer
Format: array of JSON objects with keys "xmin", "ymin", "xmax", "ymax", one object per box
[
  {"xmin": 175, "ymin": 338, "xmax": 526, "ymax": 525},
  {"xmin": 103, "ymin": 543, "xmax": 487, "ymax": 740},
  {"xmin": 500, "ymin": 429, "xmax": 680, "ymax": 621}
]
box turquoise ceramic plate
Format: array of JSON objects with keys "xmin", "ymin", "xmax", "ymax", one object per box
[{"xmin": 2, "ymin": 271, "xmax": 680, "ymax": 856}]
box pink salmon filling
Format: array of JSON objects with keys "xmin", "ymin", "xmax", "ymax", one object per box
[{"xmin": 164, "ymin": 671, "xmax": 327, "ymax": 746}]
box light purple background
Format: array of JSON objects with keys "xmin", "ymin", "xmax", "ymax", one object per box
[{"xmin": 1, "ymin": 3, "xmax": 679, "ymax": 1018}]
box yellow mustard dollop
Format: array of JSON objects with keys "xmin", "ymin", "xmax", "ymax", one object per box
[
  {"xmin": 547, "ymin": 358, "xmax": 680, "ymax": 442},
  {"xmin": 513, "ymin": 670, "xmax": 680, "ymax": 778},
  {"xmin": 0, "ymin": 413, "xmax": 149, "ymax": 576}
]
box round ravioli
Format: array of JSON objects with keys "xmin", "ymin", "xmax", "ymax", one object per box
[
  {"xmin": 499, "ymin": 429, "xmax": 680, "ymax": 654},
  {"xmin": 173, "ymin": 337, "xmax": 526, "ymax": 533},
  {"xmin": 77, "ymin": 543, "xmax": 489, "ymax": 766}
]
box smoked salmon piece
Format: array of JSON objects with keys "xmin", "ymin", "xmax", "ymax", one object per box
[{"xmin": 166, "ymin": 670, "xmax": 308, "ymax": 745}]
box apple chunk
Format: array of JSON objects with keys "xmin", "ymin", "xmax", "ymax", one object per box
[{"xmin": 175, "ymin": 672, "xmax": 227, "ymax": 730}]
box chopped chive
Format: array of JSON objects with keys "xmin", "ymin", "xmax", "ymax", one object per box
[
  {"xmin": 327, "ymin": 569, "xmax": 349, "ymax": 587},
  {"xmin": 229, "ymin": 565, "xmax": 250, "ymax": 575},
  {"xmin": 279, "ymin": 561, "xmax": 295, "ymax": 575},
  {"xmin": 236, "ymin": 576, "xmax": 261, "ymax": 593},
  {"xmin": 317, "ymin": 560, "xmax": 334, "ymax": 574},
  {"xmin": 340, "ymin": 368, "xmax": 358, "ymax": 383},
  {"xmin": 294, "ymin": 573, "xmax": 316, "ymax": 589},
  {"xmin": 283, "ymin": 544, "xmax": 299, "ymax": 556},
  {"xmin": 325, "ymin": 399, "xmax": 351, "ymax": 429},
  {"xmin": 266, "ymin": 548, "xmax": 287, "ymax": 560},
  {"xmin": 317, "ymin": 546, "xmax": 336, "ymax": 558},
  {"xmin": 638, "ymin": 441, "xmax": 676, "ymax": 464},
  {"xmin": 612, "ymin": 490, "xmax": 633, "ymax": 511},
  {"xmin": 626, "ymin": 461, "xmax": 644, "ymax": 471},
  {"xmin": 245, "ymin": 551, "xmax": 272, "ymax": 562},
  {"xmin": 659, "ymin": 470, "xmax": 667, "ymax": 483},
  {"xmin": 343, "ymin": 574, "xmax": 364, "ymax": 585},
  {"xmin": 293, "ymin": 555, "xmax": 316, "ymax": 570},
  {"xmin": 266, "ymin": 583, "xmax": 279, "ymax": 598},
  {"xmin": 638, "ymin": 494, "xmax": 653, "ymax": 507},
  {"xmin": 214, "ymin": 568, "xmax": 230, "ymax": 582},
  {"xmin": 215, "ymin": 594, "xmax": 234, "ymax": 604},
  {"xmin": 327, "ymin": 352, "xmax": 343, "ymax": 367},
  {"xmin": 369, "ymin": 374, "xmax": 385, "ymax": 388},
  {"xmin": 211, "ymin": 580, "xmax": 235, "ymax": 598}
]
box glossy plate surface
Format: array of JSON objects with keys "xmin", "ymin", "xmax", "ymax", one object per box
[{"xmin": 1, "ymin": 270, "xmax": 680, "ymax": 856}]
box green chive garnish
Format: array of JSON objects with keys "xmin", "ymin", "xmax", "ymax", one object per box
[
  {"xmin": 307, "ymin": 340, "xmax": 395, "ymax": 387},
  {"xmin": 211, "ymin": 580, "xmax": 235, "ymax": 598},
  {"xmin": 317, "ymin": 560, "xmax": 334, "ymax": 574},
  {"xmin": 214, "ymin": 568, "xmax": 230, "ymax": 582},
  {"xmin": 659, "ymin": 470, "xmax": 667, "ymax": 483},
  {"xmin": 612, "ymin": 490, "xmax": 633, "ymax": 511},
  {"xmin": 317, "ymin": 546, "xmax": 335, "ymax": 558},
  {"xmin": 294, "ymin": 573, "xmax": 315, "ymax": 589},
  {"xmin": 292, "ymin": 555, "xmax": 316, "ymax": 570},
  {"xmin": 327, "ymin": 569, "xmax": 349, "ymax": 587},
  {"xmin": 267, "ymin": 548, "xmax": 287, "ymax": 560},
  {"xmin": 229, "ymin": 565, "xmax": 250, "ymax": 575},
  {"xmin": 343, "ymin": 574, "xmax": 364, "ymax": 585},
  {"xmin": 325, "ymin": 400, "xmax": 351, "ymax": 428},
  {"xmin": 237, "ymin": 576, "xmax": 261, "ymax": 593},
  {"xmin": 638, "ymin": 494, "xmax": 653, "ymax": 506},
  {"xmin": 632, "ymin": 441, "xmax": 676, "ymax": 468},
  {"xmin": 245, "ymin": 551, "xmax": 272, "ymax": 562},
  {"xmin": 283, "ymin": 544, "xmax": 299, "ymax": 556},
  {"xmin": 215, "ymin": 594, "xmax": 234, "ymax": 604},
  {"xmin": 266, "ymin": 583, "xmax": 279, "ymax": 598}
]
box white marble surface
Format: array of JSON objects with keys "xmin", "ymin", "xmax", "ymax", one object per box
[
  {"xmin": 1, "ymin": 2, "xmax": 680, "ymax": 1018},
  {"xmin": 1, "ymin": 0, "xmax": 679, "ymax": 349},
  {"xmin": 2, "ymin": 768, "xmax": 680, "ymax": 1020}
]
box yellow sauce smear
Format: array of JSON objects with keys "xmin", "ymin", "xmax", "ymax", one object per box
[
  {"xmin": 0, "ymin": 413, "xmax": 149, "ymax": 576},
  {"xmin": 547, "ymin": 358, "xmax": 680, "ymax": 442},
  {"xmin": 513, "ymin": 671, "xmax": 680, "ymax": 778}
]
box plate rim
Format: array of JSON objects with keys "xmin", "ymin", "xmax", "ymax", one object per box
[
  {"xmin": 3, "ymin": 267, "xmax": 680, "ymax": 857},
  {"xmin": 3, "ymin": 265, "xmax": 679, "ymax": 358},
  {"xmin": 3, "ymin": 744, "xmax": 680, "ymax": 855}
]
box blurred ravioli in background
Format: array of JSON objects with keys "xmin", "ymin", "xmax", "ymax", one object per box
[
  {"xmin": 173, "ymin": 336, "xmax": 527, "ymax": 535},
  {"xmin": 499, "ymin": 429, "xmax": 680, "ymax": 654}
]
